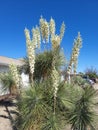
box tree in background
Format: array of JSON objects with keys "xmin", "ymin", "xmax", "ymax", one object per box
[{"xmin": 85, "ymin": 67, "xmax": 98, "ymax": 83}]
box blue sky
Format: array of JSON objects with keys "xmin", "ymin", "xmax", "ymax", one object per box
[{"xmin": 0, "ymin": 0, "xmax": 98, "ymax": 72}]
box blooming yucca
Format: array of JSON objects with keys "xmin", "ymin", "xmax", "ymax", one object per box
[
  {"xmin": 39, "ymin": 16, "xmax": 49, "ymax": 43},
  {"xmin": 60, "ymin": 22, "xmax": 65, "ymax": 42},
  {"xmin": 32, "ymin": 28, "xmax": 37, "ymax": 48},
  {"xmin": 51, "ymin": 66, "xmax": 60, "ymax": 98},
  {"xmin": 35, "ymin": 26, "xmax": 41, "ymax": 49},
  {"xmin": 67, "ymin": 32, "xmax": 82, "ymax": 74},
  {"xmin": 25, "ymin": 28, "xmax": 35, "ymax": 76},
  {"xmin": 9, "ymin": 64, "xmax": 20, "ymax": 88},
  {"xmin": 51, "ymin": 35, "xmax": 61, "ymax": 49},
  {"xmin": 50, "ymin": 17, "xmax": 55, "ymax": 37}
]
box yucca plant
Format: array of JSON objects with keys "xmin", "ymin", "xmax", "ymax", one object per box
[
  {"xmin": 20, "ymin": 48, "xmax": 65, "ymax": 82},
  {"xmin": 66, "ymin": 86, "xmax": 97, "ymax": 130},
  {"xmin": 16, "ymin": 82, "xmax": 52, "ymax": 130},
  {"xmin": 14, "ymin": 17, "xmax": 97, "ymax": 130},
  {"xmin": 0, "ymin": 72, "xmax": 18, "ymax": 95},
  {"xmin": 71, "ymin": 75, "xmax": 92, "ymax": 88}
]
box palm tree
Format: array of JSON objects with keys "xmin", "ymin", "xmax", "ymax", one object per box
[{"xmin": 0, "ymin": 72, "xmax": 18, "ymax": 95}]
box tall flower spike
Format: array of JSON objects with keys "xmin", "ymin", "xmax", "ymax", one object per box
[
  {"xmin": 51, "ymin": 66, "xmax": 60, "ymax": 98},
  {"xmin": 39, "ymin": 17, "xmax": 49, "ymax": 43},
  {"xmin": 36, "ymin": 26, "xmax": 41, "ymax": 49},
  {"xmin": 51, "ymin": 35, "xmax": 61, "ymax": 49},
  {"xmin": 9, "ymin": 64, "xmax": 20, "ymax": 88},
  {"xmin": 73, "ymin": 60, "xmax": 77, "ymax": 74},
  {"xmin": 39, "ymin": 16, "xmax": 46, "ymax": 43},
  {"xmin": 50, "ymin": 17, "xmax": 55, "ymax": 37},
  {"xmin": 60, "ymin": 22, "xmax": 65, "ymax": 42},
  {"xmin": 25, "ymin": 28, "xmax": 35, "ymax": 77},
  {"xmin": 24, "ymin": 28, "xmax": 31, "ymax": 48},
  {"xmin": 67, "ymin": 32, "xmax": 82, "ymax": 74},
  {"xmin": 44, "ymin": 20, "xmax": 49, "ymax": 43},
  {"xmin": 32, "ymin": 28, "xmax": 37, "ymax": 48}
]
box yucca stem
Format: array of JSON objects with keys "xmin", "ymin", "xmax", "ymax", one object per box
[{"xmin": 53, "ymin": 95, "xmax": 56, "ymax": 115}]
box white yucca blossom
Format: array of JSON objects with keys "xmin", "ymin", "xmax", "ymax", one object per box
[
  {"xmin": 50, "ymin": 17, "xmax": 55, "ymax": 37},
  {"xmin": 67, "ymin": 61, "xmax": 72, "ymax": 74},
  {"xmin": 25, "ymin": 28, "xmax": 35, "ymax": 75},
  {"xmin": 60, "ymin": 22, "xmax": 65, "ymax": 42},
  {"xmin": 44, "ymin": 20, "xmax": 49, "ymax": 43},
  {"xmin": 32, "ymin": 28, "xmax": 37, "ymax": 48},
  {"xmin": 9, "ymin": 64, "xmax": 20, "ymax": 88},
  {"xmin": 39, "ymin": 17, "xmax": 49, "ymax": 43},
  {"xmin": 24, "ymin": 28, "xmax": 31, "ymax": 52},
  {"xmin": 39, "ymin": 16, "xmax": 45, "ymax": 42},
  {"xmin": 28, "ymin": 47, "xmax": 35, "ymax": 75},
  {"xmin": 51, "ymin": 35, "xmax": 61, "ymax": 49},
  {"xmin": 35, "ymin": 26, "xmax": 41, "ymax": 49},
  {"xmin": 32, "ymin": 26, "xmax": 41, "ymax": 49},
  {"xmin": 51, "ymin": 66, "xmax": 60, "ymax": 97},
  {"xmin": 67, "ymin": 32, "xmax": 82, "ymax": 74},
  {"xmin": 73, "ymin": 60, "xmax": 77, "ymax": 74}
]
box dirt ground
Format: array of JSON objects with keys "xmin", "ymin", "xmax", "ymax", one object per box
[
  {"xmin": 93, "ymin": 83, "xmax": 98, "ymax": 90},
  {"xmin": 0, "ymin": 106, "xmax": 16, "ymax": 130}
]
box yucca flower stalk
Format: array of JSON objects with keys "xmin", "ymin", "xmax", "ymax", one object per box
[
  {"xmin": 44, "ymin": 20, "xmax": 49, "ymax": 43},
  {"xmin": 39, "ymin": 16, "xmax": 45, "ymax": 42},
  {"xmin": 67, "ymin": 32, "xmax": 82, "ymax": 75},
  {"xmin": 39, "ymin": 16, "xmax": 49, "ymax": 43},
  {"xmin": 50, "ymin": 17, "xmax": 55, "ymax": 37},
  {"xmin": 51, "ymin": 35, "xmax": 61, "ymax": 49},
  {"xmin": 51, "ymin": 64, "xmax": 60, "ymax": 114},
  {"xmin": 32, "ymin": 28, "xmax": 38, "ymax": 48},
  {"xmin": 50, "ymin": 21, "xmax": 65, "ymax": 49},
  {"xmin": 60, "ymin": 22, "xmax": 65, "ymax": 42},
  {"xmin": 32, "ymin": 26, "xmax": 41, "ymax": 49},
  {"xmin": 72, "ymin": 32, "xmax": 82, "ymax": 74},
  {"xmin": 25, "ymin": 28, "xmax": 36, "ymax": 83},
  {"xmin": 9, "ymin": 64, "xmax": 20, "ymax": 93},
  {"xmin": 35, "ymin": 26, "xmax": 41, "ymax": 49}
]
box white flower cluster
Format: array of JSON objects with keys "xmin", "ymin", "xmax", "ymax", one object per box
[
  {"xmin": 67, "ymin": 32, "xmax": 82, "ymax": 74},
  {"xmin": 40, "ymin": 16, "xmax": 49, "ymax": 43},
  {"xmin": 35, "ymin": 26, "xmax": 41, "ymax": 49},
  {"xmin": 50, "ymin": 17, "xmax": 55, "ymax": 37},
  {"xmin": 25, "ymin": 28, "xmax": 35, "ymax": 75},
  {"xmin": 24, "ymin": 17, "xmax": 65, "ymax": 79},
  {"xmin": 60, "ymin": 22, "xmax": 65, "ymax": 42},
  {"xmin": 51, "ymin": 35, "xmax": 61, "ymax": 49},
  {"xmin": 9, "ymin": 64, "xmax": 20, "ymax": 88},
  {"xmin": 32, "ymin": 28, "xmax": 37, "ymax": 48},
  {"xmin": 32, "ymin": 26, "xmax": 41, "ymax": 49},
  {"xmin": 51, "ymin": 67, "xmax": 60, "ymax": 97},
  {"xmin": 39, "ymin": 16, "xmax": 65, "ymax": 49}
]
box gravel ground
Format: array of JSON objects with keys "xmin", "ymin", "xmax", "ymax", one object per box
[{"xmin": 0, "ymin": 106, "xmax": 16, "ymax": 130}]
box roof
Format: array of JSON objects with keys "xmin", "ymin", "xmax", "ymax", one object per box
[{"xmin": 0, "ymin": 56, "xmax": 24, "ymax": 66}]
